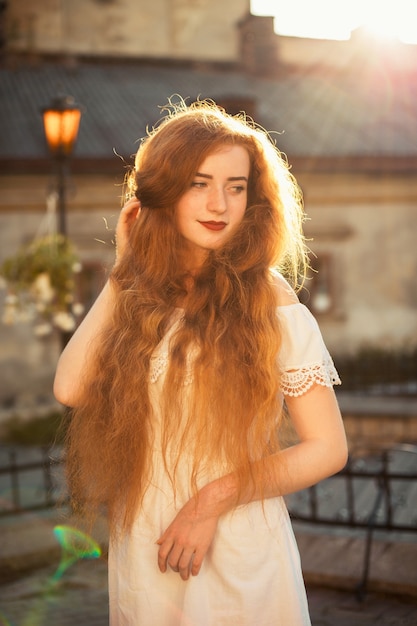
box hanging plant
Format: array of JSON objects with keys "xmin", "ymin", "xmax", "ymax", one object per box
[{"xmin": 0, "ymin": 233, "xmax": 84, "ymax": 336}]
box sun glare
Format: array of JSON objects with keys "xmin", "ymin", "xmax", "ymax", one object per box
[
  {"xmin": 251, "ymin": 0, "xmax": 417, "ymax": 44},
  {"xmin": 363, "ymin": 22, "xmax": 399, "ymax": 42},
  {"xmin": 358, "ymin": 2, "xmax": 417, "ymax": 43}
]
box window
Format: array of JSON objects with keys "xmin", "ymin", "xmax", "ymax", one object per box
[{"xmin": 299, "ymin": 253, "xmax": 335, "ymax": 315}]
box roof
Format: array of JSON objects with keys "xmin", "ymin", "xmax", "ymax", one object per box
[{"xmin": 1, "ymin": 58, "xmax": 417, "ymax": 169}]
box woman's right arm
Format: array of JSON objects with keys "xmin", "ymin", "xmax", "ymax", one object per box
[
  {"xmin": 53, "ymin": 198, "xmax": 141, "ymax": 407},
  {"xmin": 53, "ymin": 280, "xmax": 116, "ymax": 407}
]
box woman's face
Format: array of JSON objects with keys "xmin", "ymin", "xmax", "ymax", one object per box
[{"xmin": 175, "ymin": 144, "xmax": 250, "ymax": 269}]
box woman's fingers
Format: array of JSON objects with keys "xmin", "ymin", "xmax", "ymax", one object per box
[
  {"xmin": 177, "ymin": 548, "xmax": 196, "ymax": 581},
  {"xmin": 156, "ymin": 536, "xmax": 172, "ymax": 573},
  {"xmin": 159, "ymin": 541, "xmax": 196, "ymax": 581},
  {"xmin": 157, "ymin": 522, "xmax": 216, "ymax": 580},
  {"xmin": 156, "ymin": 494, "xmax": 219, "ymax": 580},
  {"xmin": 117, "ymin": 198, "xmax": 141, "ymax": 233},
  {"xmin": 121, "ymin": 197, "xmax": 141, "ymax": 218},
  {"xmin": 115, "ymin": 198, "xmax": 141, "ymax": 263},
  {"xmin": 190, "ymin": 549, "xmax": 204, "ymax": 577}
]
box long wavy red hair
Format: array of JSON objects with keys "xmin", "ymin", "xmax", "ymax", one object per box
[{"xmin": 65, "ymin": 100, "xmax": 307, "ymax": 533}]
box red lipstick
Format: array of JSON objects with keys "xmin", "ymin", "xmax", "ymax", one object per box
[{"xmin": 199, "ymin": 221, "xmax": 227, "ymax": 231}]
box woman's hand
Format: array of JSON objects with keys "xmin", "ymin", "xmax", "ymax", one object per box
[
  {"xmin": 156, "ymin": 496, "xmax": 219, "ymax": 581},
  {"xmin": 115, "ymin": 197, "xmax": 141, "ymax": 264}
]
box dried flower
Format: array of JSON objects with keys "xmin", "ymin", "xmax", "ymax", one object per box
[
  {"xmin": 53, "ymin": 311, "xmax": 76, "ymax": 332},
  {"xmin": 32, "ymin": 272, "xmax": 56, "ymax": 304},
  {"xmin": 72, "ymin": 302, "xmax": 85, "ymax": 316},
  {"xmin": 0, "ymin": 233, "xmax": 82, "ymax": 337},
  {"xmin": 34, "ymin": 322, "xmax": 53, "ymax": 337}
]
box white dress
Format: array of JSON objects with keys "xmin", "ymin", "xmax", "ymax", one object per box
[{"xmin": 108, "ymin": 303, "xmax": 341, "ymax": 625}]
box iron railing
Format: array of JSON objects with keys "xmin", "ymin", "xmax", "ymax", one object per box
[
  {"xmin": 0, "ymin": 446, "xmax": 66, "ymax": 515},
  {"xmin": 287, "ymin": 443, "xmax": 417, "ymax": 598},
  {"xmin": 1, "ymin": 443, "xmax": 416, "ymax": 598}
]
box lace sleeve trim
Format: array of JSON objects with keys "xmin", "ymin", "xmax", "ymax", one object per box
[
  {"xmin": 149, "ymin": 354, "xmax": 168, "ymax": 384},
  {"xmin": 150, "ymin": 353, "xmax": 341, "ymax": 394},
  {"xmin": 149, "ymin": 354, "xmax": 193, "ymax": 385},
  {"xmin": 280, "ymin": 355, "xmax": 341, "ymax": 397}
]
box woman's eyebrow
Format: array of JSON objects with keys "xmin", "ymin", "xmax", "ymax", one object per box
[{"xmin": 195, "ymin": 172, "xmax": 248, "ymax": 182}]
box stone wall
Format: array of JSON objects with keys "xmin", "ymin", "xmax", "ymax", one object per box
[
  {"xmin": 1, "ymin": 167, "xmax": 416, "ymax": 413},
  {"xmin": 295, "ymin": 169, "xmax": 417, "ymax": 356},
  {"xmin": 5, "ymin": 1, "xmax": 416, "ymax": 75},
  {"xmin": 5, "ymin": 0, "xmax": 249, "ymax": 62},
  {"xmin": 277, "ymin": 29, "xmax": 417, "ymax": 73},
  {"xmin": 0, "ymin": 172, "xmax": 118, "ymax": 415}
]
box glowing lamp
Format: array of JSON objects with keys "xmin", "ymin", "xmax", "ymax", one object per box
[{"xmin": 42, "ymin": 95, "xmax": 82, "ymax": 158}]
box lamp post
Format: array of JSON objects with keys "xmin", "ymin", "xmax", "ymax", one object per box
[
  {"xmin": 42, "ymin": 95, "xmax": 83, "ymax": 349},
  {"xmin": 42, "ymin": 94, "xmax": 82, "ymax": 236}
]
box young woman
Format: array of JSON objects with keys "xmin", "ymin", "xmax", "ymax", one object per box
[{"xmin": 54, "ymin": 100, "xmax": 348, "ymax": 625}]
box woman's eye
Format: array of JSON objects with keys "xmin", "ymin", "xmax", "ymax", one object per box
[
  {"xmin": 231, "ymin": 185, "xmax": 246, "ymax": 193},
  {"xmin": 191, "ymin": 181, "xmax": 206, "ymax": 188}
]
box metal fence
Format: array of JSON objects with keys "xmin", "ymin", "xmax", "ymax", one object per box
[
  {"xmin": 0, "ymin": 446, "xmax": 66, "ymax": 515},
  {"xmin": 286, "ymin": 443, "xmax": 417, "ymax": 597},
  {"xmin": 1, "ymin": 443, "xmax": 416, "ymax": 597},
  {"xmin": 287, "ymin": 444, "xmax": 417, "ymax": 532}
]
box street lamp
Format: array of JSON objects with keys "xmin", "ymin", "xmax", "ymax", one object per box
[
  {"xmin": 42, "ymin": 95, "xmax": 83, "ymax": 349},
  {"xmin": 42, "ymin": 95, "xmax": 83, "ymax": 236}
]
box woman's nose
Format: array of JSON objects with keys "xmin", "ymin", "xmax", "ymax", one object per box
[{"xmin": 207, "ymin": 187, "xmax": 227, "ymax": 214}]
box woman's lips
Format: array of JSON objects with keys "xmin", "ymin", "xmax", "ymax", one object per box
[{"xmin": 199, "ymin": 221, "xmax": 227, "ymax": 231}]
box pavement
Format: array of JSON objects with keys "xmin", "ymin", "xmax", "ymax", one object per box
[
  {"xmin": 1, "ymin": 391, "xmax": 417, "ymax": 625},
  {"xmin": 0, "ymin": 509, "xmax": 416, "ymax": 625}
]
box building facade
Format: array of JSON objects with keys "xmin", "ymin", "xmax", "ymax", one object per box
[
  {"xmin": 0, "ymin": 0, "xmax": 416, "ymax": 416},
  {"xmin": 4, "ymin": 0, "xmax": 249, "ymax": 62}
]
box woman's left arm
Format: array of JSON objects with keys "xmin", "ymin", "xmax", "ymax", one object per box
[
  {"xmin": 157, "ymin": 383, "xmax": 348, "ymax": 579},
  {"xmin": 270, "ymin": 384, "xmax": 348, "ymax": 494}
]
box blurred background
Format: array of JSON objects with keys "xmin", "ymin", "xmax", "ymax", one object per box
[
  {"xmin": 0, "ymin": 1, "xmax": 416, "ymax": 622},
  {"xmin": 0, "ymin": 0, "xmax": 416, "ymax": 432}
]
